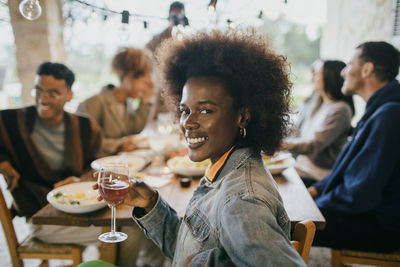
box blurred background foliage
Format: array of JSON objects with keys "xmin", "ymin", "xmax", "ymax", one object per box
[
  {"xmin": 259, "ymin": 15, "xmax": 321, "ymax": 108},
  {"xmin": 0, "ymin": 1, "xmax": 321, "ymax": 110}
]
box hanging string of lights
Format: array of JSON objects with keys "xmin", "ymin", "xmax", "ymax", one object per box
[
  {"xmin": 13, "ymin": 0, "xmax": 275, "ymax": 41},
  {"xmin": 72, "ymin": 0, "xmax": 167, "ymax": 21},
  {"xmin": 15, "ymin": 0, "xmax": 285, "ymax": 25}
]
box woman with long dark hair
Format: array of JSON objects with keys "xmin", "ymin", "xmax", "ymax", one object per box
[{"xmin": 283, "ymin": 60, "xmax": 354, "ymax": 187}]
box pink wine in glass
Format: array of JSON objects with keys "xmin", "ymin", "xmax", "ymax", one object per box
[{"xmin": 99, "ymin": 180, "xmax": 130, "ymax": 206}]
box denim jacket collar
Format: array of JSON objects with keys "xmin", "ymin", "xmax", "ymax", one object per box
[{"xmin": 199, "ymin": 147, "xmax": 256, "ymax": 189}]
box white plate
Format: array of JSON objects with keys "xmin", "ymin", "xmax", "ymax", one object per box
[
  {"xmin": 262, "ymin": 154, "xmax": 295, "ymax": 175},
  {"xmin": 91, "ymin": 155, "xmax": 147, "ymax": 175},
  {"xmin": 143, "ymin": 174, "xmax": 172, "ymax": 188},
  {"xmin": 47, "ymin": 182, "xmax": 107, "ymax": 214},
  {"xmin": 167, "ymin": 156, "xmax": 210, "ymax": 177},
  {"xmin": 119, "ymin": 149, "xmax": 155, "ymax": 163}
]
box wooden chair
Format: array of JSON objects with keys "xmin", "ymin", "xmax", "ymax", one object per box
[
  {"xmin": 331, "ymin": 248, "xmax": 400, "ymax": 267},
  {"xmin": 291, "ymin": 220, "xmax": 316, "ymax": 263},
  {"xmin": 0, "ymin": 187, "xmax": 82, "ymax": 267}
]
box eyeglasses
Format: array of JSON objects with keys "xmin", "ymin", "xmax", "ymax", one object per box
[{"xmin": 31, "ymin": 88, "xmax": 63, "ymax": 100}]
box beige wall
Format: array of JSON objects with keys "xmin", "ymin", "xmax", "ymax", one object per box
[
  {"xmin": 8, "ymin": 0, "xmax": 66, "ymax": 105},
  {"xmin": 320, "ymin": 0, "xmax": 395, "ymax": 125},
  {"xmin": 321, "ymin": 0, "xmax": 394, "ymax": 61}
]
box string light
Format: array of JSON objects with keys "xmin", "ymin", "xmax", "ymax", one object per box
[
  {"xmin": 227, "ymin": 19, "xmax": 236, "ymax": 29},
  {"xmin": 207, "ymin": 0, "xmax": 217, "ymax": 27},
  {"xmin": 121, "ymin": 10, "xmax": 129, "ymax": 24},
  {"xmin": 19, "ymin": 0, "xmax": 42, "ymax": 21},
  {"xmin": 208, "ymin": 0, "xmax": 217, "ymax": 10},
  {"xmin": 119, "ymin": 10, "xmax": 130, "ymax": 41},
  {"xmin": 70, "ymin": 0, "xmax": 168, "ymax": 23},
  {"xmin": 61, "ymin": 0, "xmax": 266, "ymax": 35},
  {"xmin": 171, "ymin": 24, "xmax": 184, "ymax": 40}
]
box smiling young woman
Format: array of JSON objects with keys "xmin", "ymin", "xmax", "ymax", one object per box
[{"xmin": 83, "ymin": 30, "xmax": 306, "ymax": 267}]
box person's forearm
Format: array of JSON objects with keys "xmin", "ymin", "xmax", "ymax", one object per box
[{"xmin": 134, "ymin": 196, "xmax": 181, "ymax": 259}]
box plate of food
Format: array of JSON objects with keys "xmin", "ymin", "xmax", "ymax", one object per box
[
  {"xmin": 131, "ymin": 134, "xmax": 149, "ymax": 149},
  {"xmin": 262, "ymin": 153, "xmax": 295, "ymax": 175},
  {"xmin": 167, "ymin": 156, "xmax": 210, "ymax": 177},
  {"xmin": 119, "ymin": 149, "xmax": 155, "ymax": 164},
  {"xmin": 91, "ymin": 155, "xmax": 147, "ymax": 175},
  {"xmin": 47, "ymin": 182, "xmax": 106, "ymax": 214},
  {"xmin": 131, "ymin": 172, "xmax": 172, "ymax": 189}
]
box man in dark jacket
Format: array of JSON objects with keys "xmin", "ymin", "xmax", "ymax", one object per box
[{"xmin": 308, "ymin": 41, "xmax": 400, "ymax": 251}]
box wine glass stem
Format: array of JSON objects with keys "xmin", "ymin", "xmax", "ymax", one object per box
[{"xmin": 111, "ymin": 205, "xmax": 116, "ymax": 236}]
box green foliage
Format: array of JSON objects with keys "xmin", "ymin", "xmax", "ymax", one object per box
[
  {"xmin": 66, "ymin": 44, "xmax": 118, "ymax": 102},
  {"xmin": 258, "ymin": 15, "xmax": 321, "ymax": 84},
  {"xmin": 258, "ymin": 15, "xmax": 321, "ymax": 109}
]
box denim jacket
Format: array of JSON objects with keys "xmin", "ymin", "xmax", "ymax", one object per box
[{"xmin": 134, "ymin": 147, "xmax": 305, "ymax": 266}]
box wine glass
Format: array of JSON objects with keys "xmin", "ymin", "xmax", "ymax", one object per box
[
  {"xmin": 147, "ymin": 116, "xmax": 179, "ymax": 176},
  {"xmin": 97, "ymin": 163, "xmax": 130, "ymax": 243}
]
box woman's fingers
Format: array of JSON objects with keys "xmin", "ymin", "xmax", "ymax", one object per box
[
  {"xmin": 92, "ymin": 171, "xmax": 99, "ymax": 179},
  {"xmin": 92, "ymin": 183, "xmax": 99, "ymax": 190}
]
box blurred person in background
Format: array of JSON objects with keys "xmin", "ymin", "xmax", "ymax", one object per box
[
  {"xmin": 145, "ymin": 1, "xmax": 187, "ymax": 54},
  {"xmin": 293, "ymin": 59, "xmax": 323, "ymax": 130},
  {"xmin": 77, "ymin": 48, "xmax": 165, "ymax": 266},
  {"xmin": 309, "ymin": 41, "xmax": 400, "ymax": 252},
  {"xmin": 283, "ymin": 60, "xmax": 354, "ymax": 187},
  {"xmin": 145, "ymin": 1, "xmax": 190, "ymax": 122},
  {"xmin": 77, "ymin": 47, "xmax": 155, "ymax": 155},
  {"xmin": 0, "ymin": 62, "xmax": 102, "ymax": 245}
]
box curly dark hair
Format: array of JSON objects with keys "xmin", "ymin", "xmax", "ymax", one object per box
[
  {"xmin": 157, "ymin": 30, "xmax": 292, "ymax": 155},
  {"xmin": 37, "ymin": 62, "xmax": 75, "ymax": 89},
  {"xmin": 111, "ymin": 47, "xmax": 152, "ymax": 80}
]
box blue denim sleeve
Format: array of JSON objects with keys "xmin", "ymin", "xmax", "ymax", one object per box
[
  {"xmin": 133, "ymin": 194, "xmax": 182, "ymax": 259},
  {"xmin": 189, "ymin": 197, "xmax": 306, "ymax": 267}
]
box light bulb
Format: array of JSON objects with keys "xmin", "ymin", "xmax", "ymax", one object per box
[
  {"xmin": 19, "ymin": 0, "xmax": 42, "ymax": 21},
  {"xmin": 171, "ymin": 25, "xmax": 185, "ymax": 41},
  {"xmin": 208, "ymin": 5, "xmax": 216, "ymax": 13},
  {"xmin": 119, "ymin": 23, "xmax": 131, "ymax": 42}
]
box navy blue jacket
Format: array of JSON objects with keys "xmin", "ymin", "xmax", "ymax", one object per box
[{"xmin": 314, "ymin": 80, "xmax": 400, "ymax": 232}]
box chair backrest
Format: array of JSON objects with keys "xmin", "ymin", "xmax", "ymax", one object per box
[
  {"xmin": 291, "ymin": 220, "xmax": 316, "ymax": 263},
  {"xmin": 0, "ymin": 187, "xmax": 23, "ymax": 267},
  {"xmin": 331, "ymin": 248, "xmax": 400, "ymax": 267}
]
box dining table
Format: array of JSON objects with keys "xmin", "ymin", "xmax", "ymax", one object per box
[{"xmin": 31, "ymin": 166, "xmax": 325, "ymax": 264}]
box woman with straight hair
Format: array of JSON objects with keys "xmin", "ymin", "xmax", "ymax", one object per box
[{"xmin": 283, "ymin": 60, "xmax": 354, "ymax": 187}]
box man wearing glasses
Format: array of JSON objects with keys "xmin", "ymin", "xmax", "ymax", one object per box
[{"xmin": 0, "ymin": 62, "xmax": 101, "ymax": 244}]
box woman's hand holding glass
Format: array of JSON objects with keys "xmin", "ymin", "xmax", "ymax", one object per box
[
  {"xmin": 96, "ymin": 163, "xmax": 131, "ymax": 243},
  {"xmin": 93, "ymin": 174, "xmax": 158, "ymax": 214}
]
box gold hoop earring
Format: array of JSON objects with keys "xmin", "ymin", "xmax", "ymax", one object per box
[{"xmin": 240, "ymin": 127, "xmax": 247, "ymax": 139}]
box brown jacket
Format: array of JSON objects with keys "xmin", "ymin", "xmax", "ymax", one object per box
[
  {"xmin": 77, "ymin": 90, "xmax": 151, "ymax": 155},
  {"xmin": 0, "ymin": 106, "xmax": 101, "ymax": 217}
]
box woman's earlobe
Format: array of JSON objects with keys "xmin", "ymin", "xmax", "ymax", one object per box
[{"xmin": 238, "ymin": 107, "xmax": 251, "ymax": 128}]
